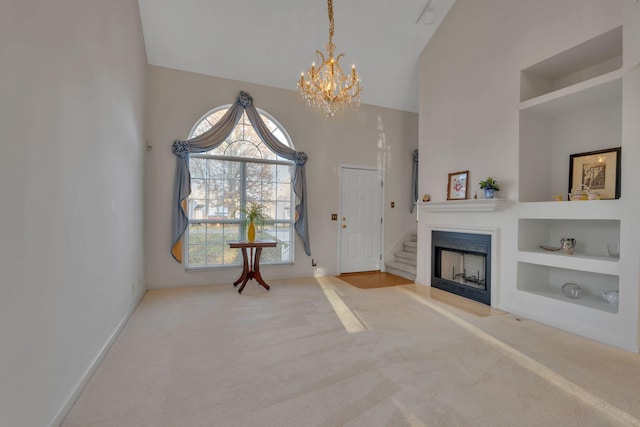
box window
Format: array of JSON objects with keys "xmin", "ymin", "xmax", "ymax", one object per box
[{"xmin": 186, "ymin": 106, "xmax": 295, "ymax": 268}]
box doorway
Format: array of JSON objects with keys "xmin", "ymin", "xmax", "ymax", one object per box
[{"xmin": 339, "ymin": 166, "xmax": 383, "ymax": 273}]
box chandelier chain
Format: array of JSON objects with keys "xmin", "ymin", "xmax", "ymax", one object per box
[{"xmin": 327, "ymin": 0, "xmax": 334, "ymax": 44}]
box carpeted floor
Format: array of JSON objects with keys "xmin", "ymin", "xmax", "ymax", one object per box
[
  {"xmin": 62, "ymin": 277, "xmax": 640, "ymax": 427},
  {"xmin": 338, "ymin": 271, "xmax": 414, "ymax": 289}
]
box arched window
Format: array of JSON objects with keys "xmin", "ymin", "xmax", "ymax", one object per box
[{"xmin": 186, "ymin": 106, "xmax": 295, "ymax": 268}]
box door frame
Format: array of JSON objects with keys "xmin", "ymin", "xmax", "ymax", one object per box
[{"xmin": 338, "ymin": 164, "xmax": 385, "ymax": 274}]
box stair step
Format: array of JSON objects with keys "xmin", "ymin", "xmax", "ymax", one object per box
[
  {"xmin": 411, "ymin": 233, "xmax": 417, "ymax": 242},
  {"xmin": 385, "ymin": 261, "xmax": 416, "ymax": 275},
  {"xmin": 403, "ymin": 241, "xmax": 417, "ymax": 253},
  {"xmin": 386, "ymin": 261, "xmax": 416, "ymax": 281},
  {"xmin": 394, "ymin": 251, "xmax": 417, "ymax": 266}
]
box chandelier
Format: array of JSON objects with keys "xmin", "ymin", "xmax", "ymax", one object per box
[{"xmin": 297, "ymin": 0, "xmax": 362, "ymax": 117}]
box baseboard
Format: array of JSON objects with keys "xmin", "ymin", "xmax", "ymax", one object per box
[
  {"xmin": 49, "ymin": 288, "xmax": 146, "ymax": 427},
  {"xmin": 498, "ymin": 303, "xmax": 640, "ymax": 354}
]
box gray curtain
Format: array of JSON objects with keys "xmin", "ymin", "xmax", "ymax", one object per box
[
  {"xmin": 171, "ymin": 91, "xmax": 311, "ymax": 261},
  {"xmin": 411, "ymin": 149, "xmax": 419, "ymax": 212}
]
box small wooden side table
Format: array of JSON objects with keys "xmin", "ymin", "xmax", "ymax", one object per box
[{"xmin": 228, "ymin": 240, "xmax": 277, "ymax": 294}]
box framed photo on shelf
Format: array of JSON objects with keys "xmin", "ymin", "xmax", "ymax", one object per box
[
  {"xmin": 447, "ymin": 170, "xmax": 469, "ymax": 200},
  {"xmin": 569, "ymin": 147, "xmax": 621, "ymax": 199}
]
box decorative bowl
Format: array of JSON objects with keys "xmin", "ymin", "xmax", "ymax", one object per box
[
  {"xmin": 561, "ymin": 282, "xmax": 581, "ymax": 299},
  {"xmin": 601, "ymin": 290, "xmax": 619, "ymax": 305}
]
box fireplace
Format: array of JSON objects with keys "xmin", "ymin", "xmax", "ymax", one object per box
[{"xmin": 431, "ymin": 231, "xmax": 491, "ymax": 305}]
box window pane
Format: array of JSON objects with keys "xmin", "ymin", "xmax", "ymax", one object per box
[
  {"xmin": 188, "ymin": 199, "xmax": 207, "ymax": 220},
  {"xmin": 276, "ymin": 164, "xmax": 291, "ymax": 182},
  {"xmin": 259, "ymin": 222, "xmax": 292, "ymax": 263},
  {"xmin": 276, "ymin": 201, "xmax": 291, "ymax": 220},
  {"xmin": 225, "ymin": 140, "xmax": 261, "ymax": 158},
  {"xmin": 188, "ymin": 223, "xmax": 242, "ymax": 267},
  {"xmin": 190, "ymin": 158, "xmax": 206, "ymax": 179},
  {"xmin": 276, "ymin": 183, "xmax": 290, "ymax": 201}
]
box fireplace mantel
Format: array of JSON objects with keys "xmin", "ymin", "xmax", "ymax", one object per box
[{"xmin": 416, "ymin": 199, "xmax": 507, "ymax": 212}]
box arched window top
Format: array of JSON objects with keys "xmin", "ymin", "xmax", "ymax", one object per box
[{"xmin": 189, "ymin": 105, "xmax": 293, "ymax": 161}]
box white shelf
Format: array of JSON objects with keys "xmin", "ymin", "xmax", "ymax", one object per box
[
  {"xmin": 517, "ymin": 200, "xmax": 621, "ymax": 219},
  {"xmin": 521, "ymin": 286, "xmax": 618, "ymax": 313},
  {"xmin": 417, "ymin": 199, "xmax": 508, "ymax": 212},
  {"xmin": 519, "ymin": 69, "xmax": 622, "ymax": 115},
  {"xmin": 518, "ymin": 249, "xmax": 620, "ymax": 276}
]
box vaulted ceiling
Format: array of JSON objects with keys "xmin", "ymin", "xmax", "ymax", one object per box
[{"xmin": 137, "ymin": 0, "xmax": 456, "ymax": 113}]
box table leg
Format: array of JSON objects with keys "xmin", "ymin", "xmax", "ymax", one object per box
[
  {"xmin": 234, "ymin": 248, "xmax": 249, "ymax": 286},
  {"xmin": 234, "ymin": 247, "xmax": 249, "ymax": 290},
  {"xmin": 252, "ymin": 247, "xmax": 270, "ymax": 290}
]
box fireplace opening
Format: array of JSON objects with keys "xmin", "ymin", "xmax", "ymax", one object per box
[{"xmin": 432, "ymin": 231, "xmax": 491, "ymax": 305}]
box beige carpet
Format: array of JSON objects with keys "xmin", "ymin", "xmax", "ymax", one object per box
[
  {"xmin": 62, "ymin": 277, "xmax": 640, "ymax": 427},
  {"xmin": 338, "ymin": 271, "xmax": 414, "ymax": 289}
]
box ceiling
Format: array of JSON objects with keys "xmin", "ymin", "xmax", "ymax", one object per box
[{"xmin": 137, "ymin": 0, "xmax": 456, "ymax": 113}]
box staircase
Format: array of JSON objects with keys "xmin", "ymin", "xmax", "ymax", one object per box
[{"xmin": 385, "ymin": 233, "xmax": 417, "ymax": 281}]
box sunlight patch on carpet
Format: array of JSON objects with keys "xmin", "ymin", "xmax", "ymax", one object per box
[
  {"xmin": 399, "ymin": 287, "xmax": 640, "ymax": 427},
  {"xmin": 316, "ymin": 277, "xmax": 368, "ymax": 333}
]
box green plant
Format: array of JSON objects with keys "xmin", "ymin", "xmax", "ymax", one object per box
[
  {"xmin": 479, "ymin": 177, "xmax": 500, "ymax": 191},
  {"xmin": 235, "ymin": 202, "xmax": 268, "ymax": 225}
]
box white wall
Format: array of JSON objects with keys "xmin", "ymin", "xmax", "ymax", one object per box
[
  {"xmin": 416, "ymin": 0, "xmax": 640, "ymax": 351},
  {"xmin": 145, "ymin": 66, "xmax": 418, "ymax": 288},
  {"xmin": 418, "ymin": 0, "xmax": 621, "ymax": 203},
  {"xmin": 0, "ymin": 1, "xmax": 147, "ymax": 426}
]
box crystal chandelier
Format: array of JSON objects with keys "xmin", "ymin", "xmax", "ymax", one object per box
[{"xmin": 297, "ymin": 0, "xmax": 362, "ymax": 117}]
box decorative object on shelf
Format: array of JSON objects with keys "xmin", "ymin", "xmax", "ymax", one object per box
[
  {"xmin": 569, "ymin": 147, "xmax": 621, "ymax": 200},
  {"xmin": 560, "ymin": 237, "xmax": 576, "ymax": 254},
  {"xmin": 601, "ymin": 290, "xmax": 619, "ymax": 305},
  {"xmin": 422, "ymin": 194, "xmax": 430, "ymax": 202},
  {"xmin": 297, "ymin": 0, "xmax": 362, "ymax": 117},
  {"xmin": 478, "ymin": 177, "xmax": 500, "ymax": 199},
  {"xmin": 235, "ymin": 202, "xmax": 268, "ymax": 243},
  {"xmin": 553, "ymin": 194, "xmax": 563, "ymax": 201},
  {"xmin": 539, "ymin": 245, "xmax": 561, "ymax": 252},
  {"xmin": 447, "ymin": 170, "xmax": 469, "ymax": 200},
  {"xmin": 606, "ymin": 243, "xmax": 620, "ymax": 258},
  {"xmin": 561, "ymin": 282, "xmax": 582, "ymax": 299},
  {"xmin": 569, "ymin": 184, "xmax": 589, "ymax": 201}
]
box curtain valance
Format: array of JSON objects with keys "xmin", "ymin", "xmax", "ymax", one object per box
[{"xmin": 170, "ymin": 91, "xmax": 311, "ymax": 262}]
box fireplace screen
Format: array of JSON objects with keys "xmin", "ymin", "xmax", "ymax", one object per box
[
  {"xmin": 439, "ymin": 250, "xmax": 486, "ymax": 290},
  {"xmin": 432, "ymin": 231, "xmax": 491, "ymax": 305}
]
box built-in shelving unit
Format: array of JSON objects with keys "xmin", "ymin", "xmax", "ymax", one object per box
[
  {"xmin": 519, "ymin": 26, "xmax": 623, "ymax": 203},
  {"xmin": 517, "ymin": 218, "xmax": 620, "ymax": 311},
  {"xmin": 515, "ymin": 25, "xmax": 630, "ymax": 342},
  {"xmin": 517, "ymin": 262, "xmax": 619, "ymax": 313}
]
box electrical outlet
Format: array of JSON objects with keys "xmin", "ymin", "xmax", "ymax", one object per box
[
  {"xmin": 312, "ymin": 259, "xmax": 317, "ymax": 267},
  {"xmin": 331, "ymin": 213, "xmax": 338, "ymax": 220},
  {"xmin": 390, "ymin": 201, "xmax": 395, "ymax": 208}
]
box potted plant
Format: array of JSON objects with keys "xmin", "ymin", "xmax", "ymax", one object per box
[
  {"xmin": 479, "ymin": 177, "xmax": 500, "ymax": 199},
  {"xmin": 236, "ymin": 202, "xmax": 268, "ymax": 242}
]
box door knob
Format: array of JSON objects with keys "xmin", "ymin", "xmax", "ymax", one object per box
[{"xmin": 342, "ymin": 224, "xmax": 347, "ymax": 228}]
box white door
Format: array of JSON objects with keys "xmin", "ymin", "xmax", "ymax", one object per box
[{"xmin": 340, "ymin": 167, "xmax": 383, "ymax": 273}]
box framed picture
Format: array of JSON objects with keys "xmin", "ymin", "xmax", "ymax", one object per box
[
  {"xmin": 447, "ymin": 170, "xmax": 469, "ymax": 200},
  {"xmin": 569, "ymin": 147, "xmax": 621, "ymax": 200}
]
